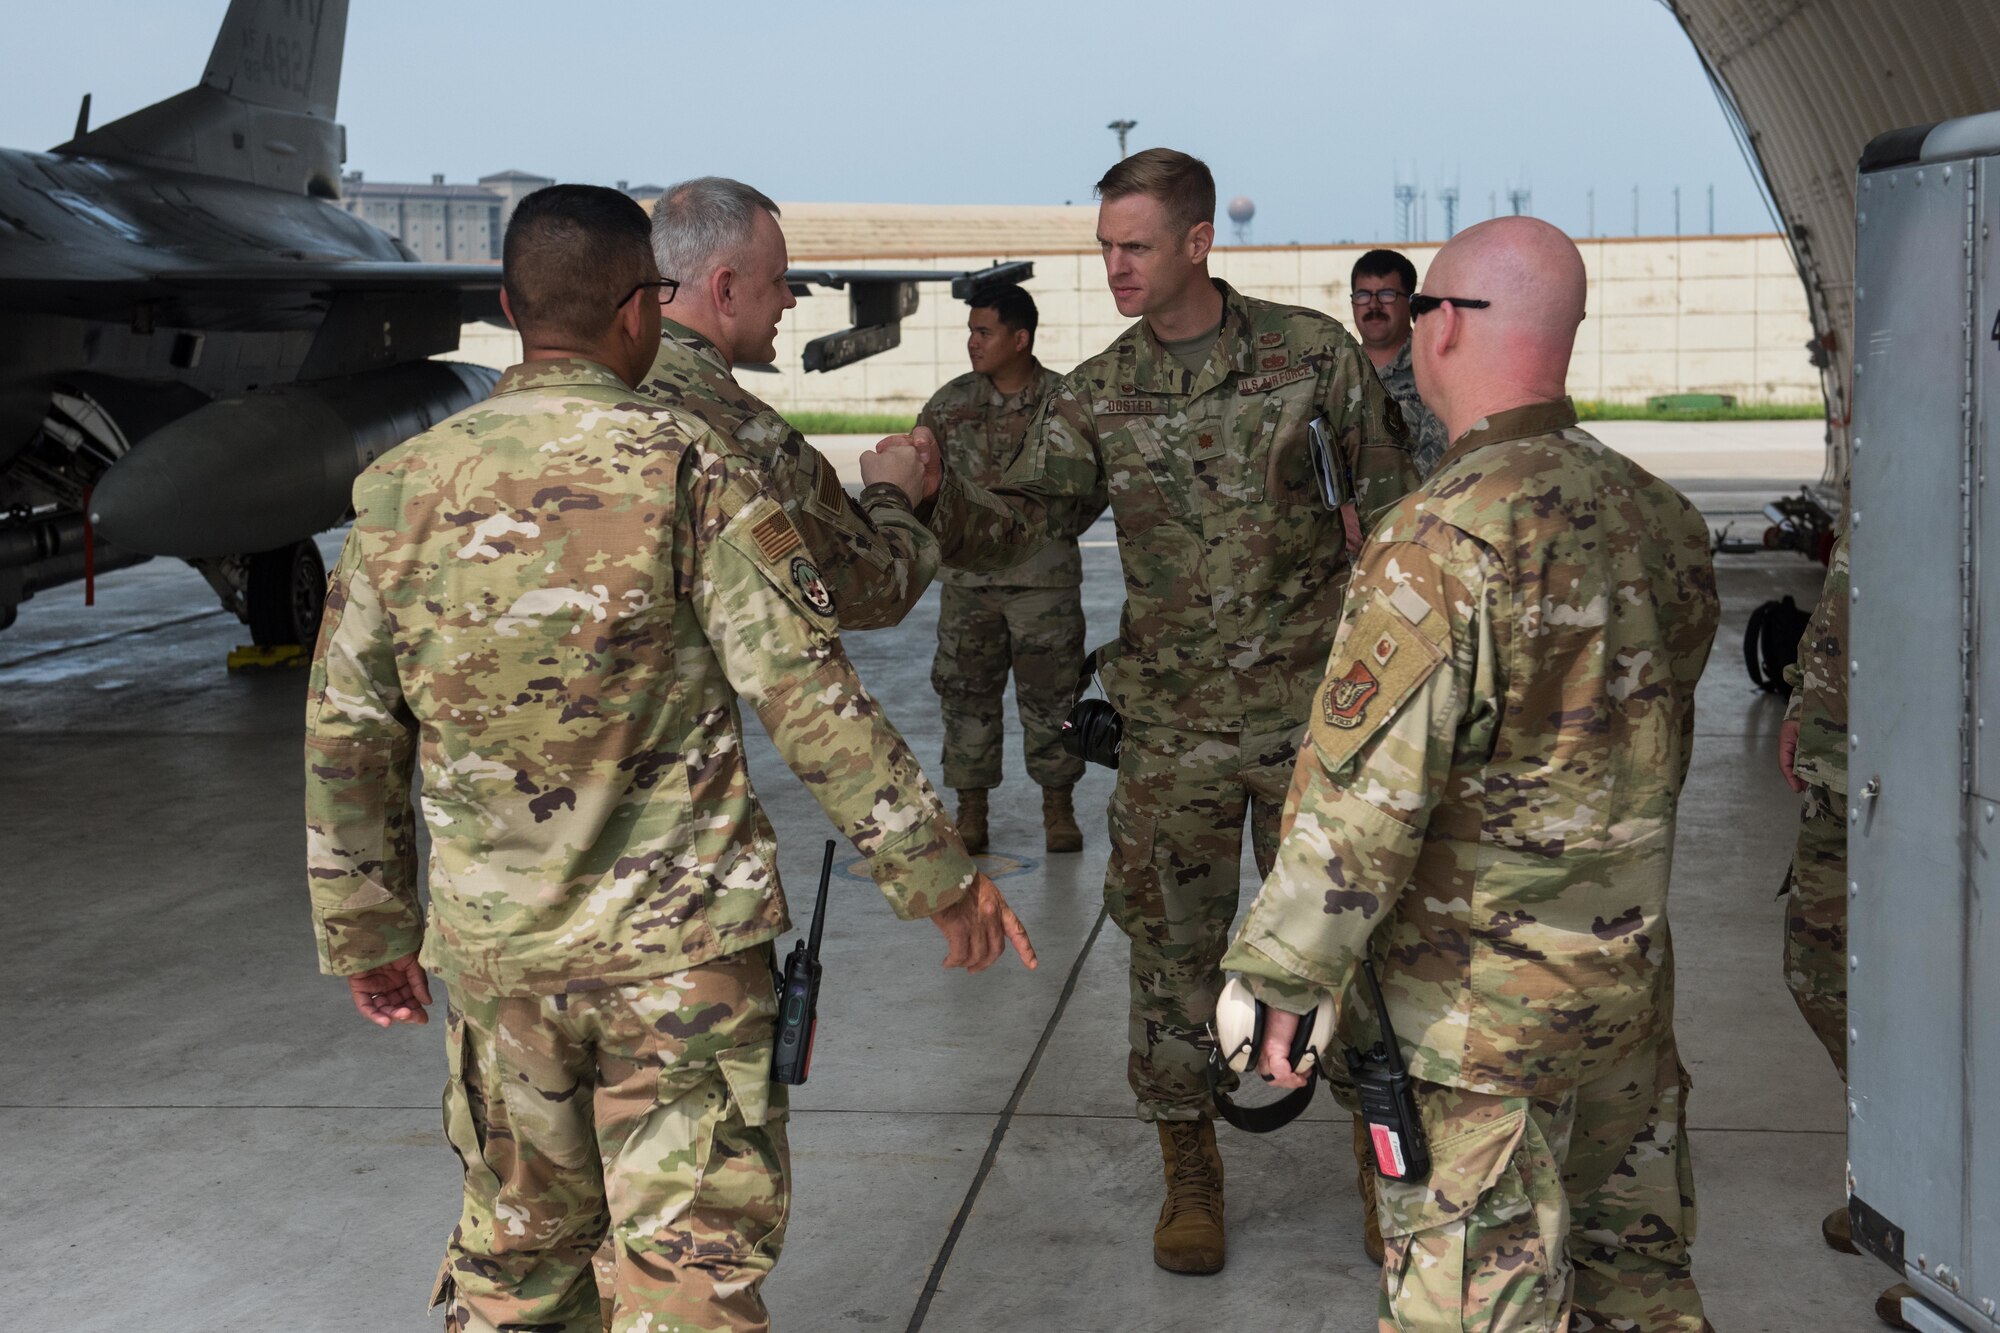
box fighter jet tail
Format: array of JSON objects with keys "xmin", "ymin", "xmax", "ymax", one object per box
[{"xmin": 53, "ymin": 0, "xmax": 349, "ymax": 199}]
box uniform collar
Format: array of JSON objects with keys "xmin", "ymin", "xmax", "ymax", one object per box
[
  {"xmin": 1384, "ymin": 338, "xmax": 1412, "ymax": 378},
  {"xmin": 1128, "ymin": 278, "xmax": 1252, "ymax": 396},
  {"xmin": 1437, "ymin": 397, "xmax": 1580, "ymax": 468},
  {"xmin": 493, "ymin": 357, "xmax": 633, "ymax": 395},
  {"xmin": 979, "ymin": 360, "xmax": 1048, "ymax": 407},
  {"xmin": 656, "ymin": 316, "xmax": 733, "ymax": 378}
]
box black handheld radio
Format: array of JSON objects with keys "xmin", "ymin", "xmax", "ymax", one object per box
[
  {"xmin": 1345, "ymin": 960, "xmax": 1432, "ymax": 1181},
  {"xmin": 771, "ymin": 840, "xmax": 835, "ymax": 1086}
]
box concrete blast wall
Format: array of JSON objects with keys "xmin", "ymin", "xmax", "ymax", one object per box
[{"xmin": 457, "ymin": 233, "xmax": 1819, "ymax": 414}]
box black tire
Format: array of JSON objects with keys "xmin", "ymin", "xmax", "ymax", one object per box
[{"xmin": 246, "ymin": 539, "xmax": 327, "ymax": 648}]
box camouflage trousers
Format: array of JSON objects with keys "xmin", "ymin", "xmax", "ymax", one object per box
[
  {"xmin": 1783, "ymin": 782, "xmax": 1849, "ymax": 1079},
  {"xmin": 931, "ymin": 581, "xmax": 1087, "ymax": 792},
  {"xmin": 432, "ymin": 948, "xmax": 789, "ymax": 1333},
  {"xmin": 1375, "ymin": 1035, "xmax": 1706, "ymax": 1333},
  {"xmin": 1105, "ymin": 718, "xmax": 1298, "ymax": 1120}
]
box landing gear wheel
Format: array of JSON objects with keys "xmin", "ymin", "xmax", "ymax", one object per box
[{"xmin": 246, "ymin": 539, "xmax": 326, "ymax": 647}]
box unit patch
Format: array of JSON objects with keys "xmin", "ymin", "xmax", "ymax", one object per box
[
  {"xmin": 1237, "ymin": 364, "xmax": 1313, "ymax": 395},
  {"xmin": 1323, "ymin": 661, "xmax": 1382, "ymax": 729},
  {"xmin": 791, "ymin": 556, "xmax": 835, "ymax": 616},
  {"xmin": 1307, "ymin": 594, "xmax": 1448, "ymax": 773},
  {"xmin": 751, "ymin": 510, "xmax": 802, "ymax": 563}
]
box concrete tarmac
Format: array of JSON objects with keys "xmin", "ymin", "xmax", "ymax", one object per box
[{"xmin": 0, "ymin": 426, "xmax": 1889, "ymax": 1330}]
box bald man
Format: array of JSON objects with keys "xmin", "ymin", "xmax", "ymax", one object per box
[{"xmin": 1221, "ymin": 217, "xmax": 1719, "ymax": 1331}]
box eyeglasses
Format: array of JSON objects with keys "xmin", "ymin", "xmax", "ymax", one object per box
[
  {"xmin": 615, "ymin": 277, "xmax": 680, "ymax": 311},
  {"xmin": 1409, "ymin": 294, "xmax": 1491, "ymax": 318},
  {"xmin": 1350, "ymin": 289, "xmax": 1407, "ymax": 307}
]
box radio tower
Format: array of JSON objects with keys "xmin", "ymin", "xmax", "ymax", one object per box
[
  {"xmin": 1437, "ymin": 185, "xmax": 1460, "ymax": 239},
  {"xmin": 1394, "ymin": 182, "xmax": 1418, "ymax": 242}
]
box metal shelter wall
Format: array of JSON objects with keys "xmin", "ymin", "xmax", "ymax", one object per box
[{"xmin": 1664, "ymin": 0, "xmax": 2000, "ymax": 486}]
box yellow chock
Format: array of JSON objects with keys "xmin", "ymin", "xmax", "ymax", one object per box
[{"xmin": 227, "ymin": 644, "xmax": 309, "ymax": 671}]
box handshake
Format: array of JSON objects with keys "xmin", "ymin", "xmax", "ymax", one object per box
[{"xmin": 858, "ymin": 426, "xmax": 944, "ymax": 506}]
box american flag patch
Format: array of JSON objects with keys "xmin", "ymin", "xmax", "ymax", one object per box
[{"xmin": 751, "ymin": 510, "xmax": 802, "ymax": 563}]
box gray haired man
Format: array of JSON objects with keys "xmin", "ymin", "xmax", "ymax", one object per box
[{"xmin": 638, "ymin": 176, "xmax": 939, "ymax": 630}]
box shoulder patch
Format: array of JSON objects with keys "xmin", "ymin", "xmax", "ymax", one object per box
[
  {"xmin": 815, "ymin": 455, "xmax": 847, "ymax": 513},
  {"xmin": 1237, "ymin": 365, "xmax": 1314, "ymax": 396},
  {"xmin": 790, "ymin": 555, "xmax": 835, "ymax": 616},
  {"xmin": 751, "ymin": 510, "xmax": 802, "ymax": 564},
  {"xmin": 1309, "ymin": 597, "xmax": 1445, "ymax": 772}
]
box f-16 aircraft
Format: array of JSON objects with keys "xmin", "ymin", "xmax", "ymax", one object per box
[{"xmin": 0, "ymin": 0, "xmax": 1026, "ymax": 644}]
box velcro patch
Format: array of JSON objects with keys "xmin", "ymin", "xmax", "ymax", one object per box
[
  {"xmin": 1096, "ymin": 398, "xmax": 1163, "ymax": 416},
  {"xmin": 1390, "ymin": 581, "xmax": 1433, "ymax": 626},
  {"xmin": 1237, "ymin": 364, "xmax": 1313, "ymax": 395},
  {"xmin": 815, "ymin": 455, "xmax": 846, "ymax": 513},
  {"xmin": 751, "ymin": 510, "xmax": 803, "ymax": 563},
  {"xmin": 1309, "ymin": 596, "xmax": 1445, "ymax": 771}
]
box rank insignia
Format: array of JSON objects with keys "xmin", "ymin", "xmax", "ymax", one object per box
[
  {"xmin": 790, "ymin": 556, "xmax": 835, "ymax": 616},
  {"xmin": 1322, "ymin": 660, "xmax": 1380, "ymax": 729}
]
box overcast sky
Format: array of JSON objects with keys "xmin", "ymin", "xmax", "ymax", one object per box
[{"xmin": 3, "ymin": 0, "xmax": 1774, "ymax": 246}]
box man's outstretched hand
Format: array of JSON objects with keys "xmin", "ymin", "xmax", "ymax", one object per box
[
  {"xmin": 345, "ymin": 952, "xmax": 433, "ymax": 1027},
  {"xmin": 930, "ymin": 873, "xmax": 1037, "ymax": 973}
]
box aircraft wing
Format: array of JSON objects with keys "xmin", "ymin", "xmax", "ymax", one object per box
[
  {"xmin": 784, "ymin": 260, "xmax": 1033, "ymax": 371},
  {"xmin": 0, "ymin": 261, "xmax": 504, "ymax": 331}
]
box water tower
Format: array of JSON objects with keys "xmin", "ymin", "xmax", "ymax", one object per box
[{"xmin": 1227, "ymin": 196, "xmax": 1255, "ymax": 244}]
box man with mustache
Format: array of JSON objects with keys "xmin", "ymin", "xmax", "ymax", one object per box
[{"xmin": 1352, "ymin": 248, "xmax": 1450, "ymax": 477}]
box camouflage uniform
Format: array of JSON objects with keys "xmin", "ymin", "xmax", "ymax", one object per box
[
  {"xmin": 929, "ymin": 280, "xmax": 1417, "ymax": 1119},
  {"xmin": 918, "ymin": 361, "xmax": 1103, "ymax": 792},
  {"xmin": 1374, "ymin": 340, "xmax": 1451, "ymax": 478},
  {"xmin": 1223, "ymin": 400, "xmax": 1719, "ymax": 1331},
  {"xmin": 639, "ymin": 316, "xmax": 938, "ymax": 631},
  {"xmin": 304, "ymin": 358, "xmax": 975, "ymax": 1333},
  {"xmin": 1782, "ymin": 530, "xmax": 1850, "ymax": 1076}
]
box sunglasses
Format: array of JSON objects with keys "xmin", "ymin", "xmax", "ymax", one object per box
[
  {"xmin": 1409, "ymin": 294, "xmax": 1491, "ymax": 318},
  {"xmin": 615, "ymin": 277, "xmax": 680, "ymax": 311}
]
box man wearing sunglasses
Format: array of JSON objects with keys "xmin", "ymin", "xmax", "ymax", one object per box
[
  {"xmin": 1351, "ymin": 249, "xmax": 1450, "ymax": 477},
  {"xmin": 1224, "ymin": 216, "xmax": 1718, "ymax": 1331},
  {"xmin": 640, "ymin": 176, "xmax": 939, "ymax": 632},
  {"xmin": 304, "ymin": 185, "xmax": 1035, "ymax": 1333}
]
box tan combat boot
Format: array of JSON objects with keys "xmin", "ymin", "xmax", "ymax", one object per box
[
  {"xmin": 1352, "ymin": 1117, "xmax": 1385, "ymax": 1264},
  {"xmin": 1042, "ymin": 784, "xmax": 1083, "ymax": 853},
  {"xmin": 1153, "ymin": 1120, "xmax": 1226, "ymax": 1274},
  {"xmin": 955, "ymin": 788, "xmax": 989, "ymax": 855}
]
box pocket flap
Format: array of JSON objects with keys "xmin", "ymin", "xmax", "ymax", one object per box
[
  {"xmin": 716, "ymin": 1040, "xmax": 782, "ymax": 1128},
  {"xmin": 1376, "ymin": 1105, "xmax": 1527, "ymax": 1237}
]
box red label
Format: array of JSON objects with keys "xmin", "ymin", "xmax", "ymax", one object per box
[{"xmin": 1371, "ymin": 1122, "xmax": 1408, "ymax": 1178}]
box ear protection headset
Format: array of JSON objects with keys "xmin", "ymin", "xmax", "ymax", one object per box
[{"xmin": 1206, "ymin": 975, "xmax": 1337, "ymax": 1133}]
